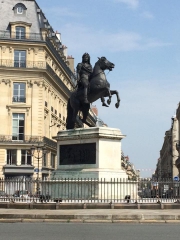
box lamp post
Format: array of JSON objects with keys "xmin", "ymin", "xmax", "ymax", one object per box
[{"xmin": 31, "ymin": 144, "xmax": 47, "ymax": 194}]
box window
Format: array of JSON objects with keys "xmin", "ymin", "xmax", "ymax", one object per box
[
  {"xmin": 13, "ymin": 3, "xmax": 27, "ymax": 15},
  {"xmin": 45, "ymin": 101, "xmax": 48, "ymax": 107},
  {"xmin": 13, "ymin": 83, "xmax": 26, "ymax": 103},
  {"xmin": 12, "ymin": 113, "xmax": 25, "ymax": 140},
  {"xmin": 55, "ymin": 110, "xmax": 57, "ymax": 115},
  {"xmin": 51, "ymin": 153, "xmax": 56, "ymax": 168},
  {"xmin": 51, "ymin": 106, "xmax": 53, "ymax": 112},
  {"xmin": 17, "ymin": 6, "xmax": 23, "ymax": 14},
  {"xmin": 7, "ymin": 150, "xmax": 17, "ymax": 165},
  {"xmin": 14, "ymin": 50, "xmax": 26, "ymax": 68},
  {"xmin": 21, "ymin": 150, "xmax": 31, "ymax": 165},
  {"xmin": 43, "ymin": 153, "xmax": 47, "ymax": 167},
  {"xmin": 16, "ymin": 26, "xmax": 25, "ymax": 39}
]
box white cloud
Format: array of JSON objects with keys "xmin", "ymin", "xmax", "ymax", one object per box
[
  {"xmin": 115, "ymin": 0, "xmax": 139, "ymax": 9},
  {"xmin": 98, "ymin": 79, "xmax": 180, "ymax": 116},
  {"xmin": 94, "ymin": 77, "xmax": 180, "ymax": 176},
  {"xmin": 59, "ymin": 24, "xmax": 170, "ymax": 54},
  {"xmin": 141, "ymin": 11, "xmax": 154, "ymax": 19}
]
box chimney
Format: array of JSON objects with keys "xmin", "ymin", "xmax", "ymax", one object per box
[
  {"xmin": 55, "ymin": 31, "xmax": 61, "ymax": 41},
  {"xmin": 67, "ymin": 55, "xmax": 74, "ymax": 73}
]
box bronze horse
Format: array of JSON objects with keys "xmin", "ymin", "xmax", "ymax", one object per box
[{"xmin": 66, "ymin": 57, "xmax": 120, "ymax": 129}]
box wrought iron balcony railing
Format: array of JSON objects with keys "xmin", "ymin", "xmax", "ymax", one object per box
[
  {"xmin": 14, "ymin": 60, "xmax": 26, "ymax": 68},
  {"xmin": 0, "ymin": 30, "xmax": 76, "ymax": 84},
  {"xmin": 0, "ymin": 30, "xmax": 43, "ymax": 41},
  {"xmin": 12, "ymin": 97, "xmax": 26, "ymax": 103},
  {"xmin": 0, "ymin": 135, "xmax": 56, "ymax": 150},
  {"xmin": 0, "ymin": 59, "xmax": 47, "ymax": 69}
]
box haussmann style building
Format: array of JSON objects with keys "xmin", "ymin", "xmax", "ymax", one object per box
[{"xmin": 0, "ymin": 0, "xmax": 96, "ymax": 180}]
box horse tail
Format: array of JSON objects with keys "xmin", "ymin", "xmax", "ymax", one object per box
[{"xmin": 66, "ymin": 98, "xmax": 75, "ymax": 129}]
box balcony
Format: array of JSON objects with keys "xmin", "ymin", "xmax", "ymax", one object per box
[
  {"xmin": 0, "ymin": 135, "xmax": 57, "ymax": 150},
  {"xmin": 0, "ymin": 60, "xmax": 75, "ymax": 93},
  {"xmin": 0, "ymin": 30, "xmax": 76, "ymax": 85},
  {"xmin": 0, "ymin": 59, "xmax": 46, "ymax": 69},
  {"xmin": 0, "ymin": 30, "xmax": 43, "ymax": 41},
  {"xmin": 12, "ymin": 97, "xmax": 26, "ymax": 103},
  {"xmin": 3, "ymin": 165, "xmax": 34, "ymax": 175}
]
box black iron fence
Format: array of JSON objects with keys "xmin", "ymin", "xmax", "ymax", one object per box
[{"xmin": 0, "ymin": 178, "xmax": 180, "ymax": 203}]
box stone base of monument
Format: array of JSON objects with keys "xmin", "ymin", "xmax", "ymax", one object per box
[{"xmin": 51, "ymin": 127, "xmax": 137, "ymax": 201}]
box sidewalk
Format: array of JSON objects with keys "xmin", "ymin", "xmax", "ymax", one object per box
[{"xmin": 0, "ymin": 208, "xmax": 180, "ymax": 223}]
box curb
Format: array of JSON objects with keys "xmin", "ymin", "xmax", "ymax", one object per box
[
  {"xmin": 1, "ymin": 214, "xmax": 180, "ymax": 222},
  {"xmin": 0, "ymin": 218, "xmax": 180, "ymax": 223},
  {"xmin": 1, "ymin": 202, "xmax": 180, "ymax": 210}
]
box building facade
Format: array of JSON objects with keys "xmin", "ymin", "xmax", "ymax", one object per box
[
  {"xmin": 154, "ymin": 114, "xmax": 179, "ymax": 180},
  {"xmin": 175, "ymin": 104, "xmax": 180, "ymax": 175},
  {"xmin": 0, "ymin": 0, "xmax": 95, "ymax": 180},
  {"xmin": 121, "ymin": 153, "xmax": 139, "ymax": 180}
]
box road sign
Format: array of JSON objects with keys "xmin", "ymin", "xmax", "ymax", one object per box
[
  {"xmin": 173, "ymin": 176, "xmax": 179, "ymax": 181},
  {"xmin": 34, "ymin": 168, "xmax": 39, "ymax": 173}
]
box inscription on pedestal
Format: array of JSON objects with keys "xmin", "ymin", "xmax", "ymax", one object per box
[{"xmin": 59, "ymin": 143, "xmax": 96, "ymax": 165}]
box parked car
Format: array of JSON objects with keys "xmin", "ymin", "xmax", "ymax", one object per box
[
  {"xmin": 13, "ymin": 190, "xmax": 29, "ymax": 198},
  {"xmin": 34, "ymin": 191, "xmax": 51, "ymax": 202},
  {"xmin": 0, "ymin": 191, "xmax": 8, "ymax": 197}
]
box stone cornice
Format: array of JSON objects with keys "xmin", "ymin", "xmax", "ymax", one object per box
[
  {"xmin": 9, "ymin": 21, "xmax": 32, "ymax": 27},
  {"xmin": 53, "ymin": 127, "xmax": 126, "ymax": 142},
  {"xmin": 6, "ymin": 104, "xmax": 31, "ymax": 115}
]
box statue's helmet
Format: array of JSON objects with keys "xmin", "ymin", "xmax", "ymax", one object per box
[{"xmin": 82, "ymin": 53, "xmax": 90, "ymax": 64}]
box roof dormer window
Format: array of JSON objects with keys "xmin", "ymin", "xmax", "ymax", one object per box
[
  {"xmin": 17, "ymin": 6, "xmax": 23, "ymax": 14},
  {"xmin": 13, "ymin": 3, "xmax": 27, "ymax": 15}
]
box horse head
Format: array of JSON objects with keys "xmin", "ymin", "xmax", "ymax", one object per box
[{"xmin": 98, "ymin": 57, "xmax": 115, "ymax": 71}]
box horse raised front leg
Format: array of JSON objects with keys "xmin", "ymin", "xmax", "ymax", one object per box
[
  {"xmin": 101, "ymin": 97, "xmax": 109, "ymax": 107},
  {"xmin": 110, "ymin": 90, "xmax": 120, "ymax": 108},
  {"xmin": 107, "ymin": 96, "xmax": 112, "ymax": 105},
  {"xmin": 107, "ymin": 89, "xmax": 112, "ymax": 105}
]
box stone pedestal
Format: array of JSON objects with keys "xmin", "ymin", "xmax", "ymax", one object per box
[
  {"xmin": 53, "ymin": 127, "xmax": 127, "ymax": 180},
  {"xmin": 50, "ymin": 127, "xmax": 137, "ymax": 200}
]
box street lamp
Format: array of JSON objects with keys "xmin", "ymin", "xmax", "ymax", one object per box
[{"xmin": 31, "ymin": 143, "xmax": 47, "ymax": 194}]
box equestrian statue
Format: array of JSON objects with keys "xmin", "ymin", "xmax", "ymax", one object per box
[{"xmin": 66, "ymin": 53, "xmax": 120, "ymax": 129}]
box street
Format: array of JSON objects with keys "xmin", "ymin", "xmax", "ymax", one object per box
[{"xmin": 0, "ymin": 223, "xmax": 179, "ymax": 240}]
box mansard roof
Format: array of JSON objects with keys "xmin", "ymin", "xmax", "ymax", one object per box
[{"xmin": 0, "ymin": 0, "xmax": 51, "ymax": 33}]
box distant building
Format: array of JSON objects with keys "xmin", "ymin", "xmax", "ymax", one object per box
[
  {"xmin": 175, "ymin": 104, "xmax": 180, "ymax": 176},
  {"xmin": 91, "ymin": 105, "xmax": 108, "ymax": 127},
  {"xmin": 121, "ymin": 152, "xmax": 139, "ymax": 180},
  {"xmin": 155, "ymin": 113, "xmax": 179, "ymax": 180}
]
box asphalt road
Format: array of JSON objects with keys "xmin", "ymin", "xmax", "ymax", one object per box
[{"xmin": 0, "ymin": 223, "xmax": 180, "ymax": 240}]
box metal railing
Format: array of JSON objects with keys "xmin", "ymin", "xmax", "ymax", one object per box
[
  {"xmin": 0, "ymin": 135, "xmax": 56, "ymax": 149},
  {"xmin": 12, "ymin": 97, "xmax": 26, "ymax": 103},
  {"xmin": 0, "ymin": 60, "xmax": 75, "ymax": 92},
  {"xmin": 0, "ymin": 59, "xmax": 46, "ymax": 69},
  {"xmin": 0, "ymin": 178, "xmax": 179, "ymax": 203},
  {"xmin": 0, "ymin": 31, "xmax": 43, "ymax": 41},
  {"xmin": 0, "ymin": 30, "xmax": 77, "ymax": 85},
  {"xmin": 0, "ymin": 135, "xmax": 43, "ymax": 143}
]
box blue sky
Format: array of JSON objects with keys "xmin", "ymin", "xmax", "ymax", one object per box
[{"xmin": 37, "ymin": 0, "xmax": 180, "ymax": 177}]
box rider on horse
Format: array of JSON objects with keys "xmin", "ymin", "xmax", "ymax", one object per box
[{"xmin": 76, "ymin": 53, "xmax": 93, "ymax": 104}]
